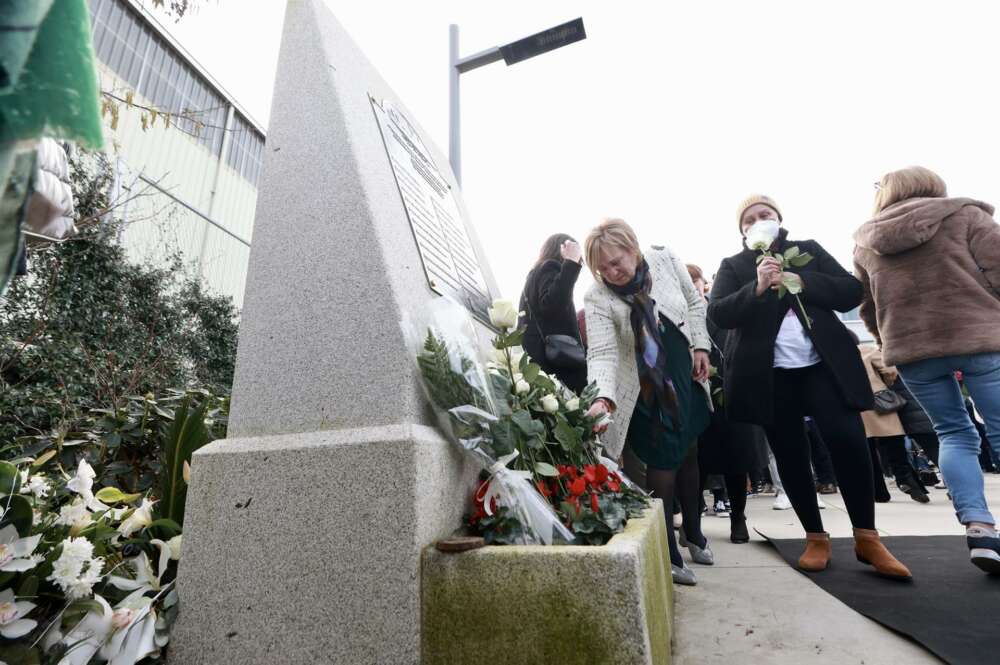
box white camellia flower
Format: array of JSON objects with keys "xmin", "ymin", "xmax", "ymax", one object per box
[
  {"xmin": 117, "ymin": 498, "xmax": 156, "ymax": 538},
  {"xmin": 0, "ymin": 525, "xmax": 42, "ymax": 573},
  {"xmin": 0, "ymin": 588, "xmax": 37, "ymax": 639},
  {"xmin": 487, "ymin": 299, "xmax": 519, "ymax": 329},
  {"xmin": 540, "ymin": 394, "xmax": 560, "ymax": 413},
  {"xmin": 566, "ymin": 397, "xmax": 580, "ymax": 411},
  {"xmin": 514, "ymin": 380, "xmax": 530, "ymax": 395}
]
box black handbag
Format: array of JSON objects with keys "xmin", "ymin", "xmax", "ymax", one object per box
[
  {"xmin": 524, "ymin": 291, "xmax": 586, "ymax": 370},
  {"xmin": 872, "ymin": 389, "xmax": 907, "ymax": 414}
]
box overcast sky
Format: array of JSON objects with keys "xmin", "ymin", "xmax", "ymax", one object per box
[{"xmin": 141, "ymin": 0, "xmax": 1000, "ymax": 305}]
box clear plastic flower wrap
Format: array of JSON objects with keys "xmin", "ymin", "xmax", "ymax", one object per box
[{"xmin": 403, "ymin": 297, "xmax": 575, "ymax": 545}]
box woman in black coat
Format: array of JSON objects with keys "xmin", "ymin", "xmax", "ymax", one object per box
[
  {"xmin": 518, "ymin": 234, "xmax": 588, "ymax": 393},
  {"xmin": 688, "ymin": 264, "xmax": 764, "ymax": 544},
  {"xmin": 708, "ymin": 194, "xmax": 911, "ymax": 579}
]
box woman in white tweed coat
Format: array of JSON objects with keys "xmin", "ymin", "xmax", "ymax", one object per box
[{"xmin": 582, "ymin": 219, "xmax": 713, "ymax": 585}]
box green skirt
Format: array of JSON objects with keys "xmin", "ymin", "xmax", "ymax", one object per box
[{"xmin": 625, "ymin": 318, "xmax": 711, "ymax": 471}]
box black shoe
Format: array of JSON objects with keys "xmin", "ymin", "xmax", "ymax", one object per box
[
  {"xmin": 730, "ymin": 515, "xmax": 750, "ymax": 544},
  {"xmin": 968, "ymin": 533, "xmax": 1000, "ymax": 574},
  {"xmin": 816, "ymin": 482, "xmax": 838, "ymax": 495},
  {"xmin": 898, "ymin": 483, "xmax": 930, "ymax": 504}
]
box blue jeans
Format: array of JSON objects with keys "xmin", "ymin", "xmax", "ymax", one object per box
[{"xmin": 898, "ymin": 352, "xmax": 1000, "ymax": 525}]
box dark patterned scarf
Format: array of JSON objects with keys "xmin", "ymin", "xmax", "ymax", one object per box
[{"xmin": 605, "ymin": 259, "xmax": 680, "ymax": 428}]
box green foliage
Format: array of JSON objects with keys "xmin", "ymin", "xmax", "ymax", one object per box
[
  {"xmin": 0, "ymin": 151, "xmax": 239, "ymax": 451},
  {"xmin": 158, "ymin": 395, "xmax": 212, "ymax": 526},
  {"xmin": 416, "ymin": 329, "xmax": 488, "ymax": 411}
]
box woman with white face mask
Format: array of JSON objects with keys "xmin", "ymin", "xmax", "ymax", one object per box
[{"xmin": 708, "ymin": 195, "xmax": 912, "ymax": 579}]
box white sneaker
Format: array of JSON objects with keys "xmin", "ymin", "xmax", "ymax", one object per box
[
  {"xmin": 816, "ymin": 494, "xmax": 826, "ymax": 510},
  {"xmin": 773, "ymin": 492, "xmax": 792, "ymax": 510},
  {"xmin": 673, "ymin": 512, "xmax": 683, "ymax": 528}
]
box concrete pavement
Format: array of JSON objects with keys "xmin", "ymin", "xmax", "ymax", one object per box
[{"xmin": 671, "ymin": 473, "xmax": 1000, "ymax": 664}]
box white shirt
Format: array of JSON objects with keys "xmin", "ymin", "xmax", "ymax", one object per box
[{"xmin": 773, "ymin": 309, "xmax": 821, "ymax": 369}]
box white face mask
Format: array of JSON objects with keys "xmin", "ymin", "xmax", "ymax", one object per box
[{"xmin": 745, "ymin": 219, "xmax": 780, "ymax": 250}]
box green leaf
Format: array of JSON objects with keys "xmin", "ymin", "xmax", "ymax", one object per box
[
  {"xmin": 783, "ymin": 246, "xmax": 800, "ymax": 260},
  {"xmin": 534, "ymin": 462, "xmax": 559, "ymax": 477},
  {"xmin": 156, "ymin": 396, "xmax": 211, "ymax": 527},
  {"xmin": 777, "ymin": 284, "xmax": 788, "ymax": 299},
  {"xmin": 789, "ymin": 252, "xmax": 813, "ymax": 267},
  {"xmin": 511, "ymin": 410, "xmax": 544, "ymax": 437},
  {"xmin": 522, "ymin": 362, "xmax": 540, "ymax": 383},
  {"xmin": 554, "ymin": 420, "xmax": 581, "ymax": 451},
  {"xmin": 30, "ymin": 450, "xmax": 56, "ymax": 468},
  {"xmin": 94, "ymin": 486, "xmax": 142, "ymax": 504},
  {"xmin": 17, "ymin": 575, "xmax": 38, "ymax": 598},
  {"xmin": 0, "ymin": 460, "xmax": 21, "ymax": 495},
  {"xmin": 0, "ymin": 495, "xmax": 32, "ymax": 537},
  {"xmin": 782, "ymin": 274, "xmax": 803, "ymax": 295}
]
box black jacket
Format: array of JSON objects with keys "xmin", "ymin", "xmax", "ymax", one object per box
[
  {"xmin": 892, "ymin": 379, "xmax": 935, "ymax": 435},
  {"xmin": 707, "ymin": 230, "xmax": 874, "ymax": 427},
  {"xmin": 518, "ymin": 258, "xmax": 587, "ymax": 393}
]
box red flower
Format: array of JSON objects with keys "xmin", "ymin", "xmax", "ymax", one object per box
[
  {"xmin": 594, "ymin": 464, "xmax": 610, "ymax": 485},
  {"xmin": 536, "ymin": 480, "xmax": 553, "ymax": 497},
  {"xmin": 559, "ymin": 465, "xmax": 578, "ymax": 480},
  {"xmin": 590, "ymin": 493, "xmax": 600, "ymax": 513},
  {"xmin": 606, "ymin": 475, "xmax": 621, "ymax": 493},
  {"xmin": 583, "ymin": 464, "xmax": 597, "ymax": 484},
  {"xmin": 569, "ymin": 476, "xmax": 587, "ymax": 497}
]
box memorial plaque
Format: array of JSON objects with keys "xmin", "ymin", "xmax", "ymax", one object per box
[{"xmin": 370, "ymin": 95, "xmax": 493, "ymax": 323}]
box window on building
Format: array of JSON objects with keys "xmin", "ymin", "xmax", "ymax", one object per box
[
  {"xmin": 87, "ymin": 0, "xmax": 242, "ymax": 164},
  {"xmin": 225, "ymin": 114, "xmax": 265, "ymax": 186}
]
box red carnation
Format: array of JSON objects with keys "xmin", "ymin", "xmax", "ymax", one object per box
[
  {"xmin": 569, "ymin": 476, "xmax": 587, "ymax": 497},
  {"xmin": 595, "ymin": 464, "xmax": 610, "ymax": 485},
  {"xmin": 583, "ymin": 464, "xmax": 597, "ymax": 484},
  {"xmin": 590, "ymin": 493, "xmax": 600, "ymax": 513}
]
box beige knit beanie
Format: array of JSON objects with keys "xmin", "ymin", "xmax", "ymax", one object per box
[{"xmin": 737, "ymin": 194, "xmax": 782, "ymax": 234}]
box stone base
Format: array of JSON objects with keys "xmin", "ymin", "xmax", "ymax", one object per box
[
  {"xmin": 171, "ymin": 424, "xmax": 474, "ymax": 665},
  {"xmin": 421, "ymin": 500, "xmax": 674, "ymax": 665}
]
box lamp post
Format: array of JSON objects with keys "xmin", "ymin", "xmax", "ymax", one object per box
[{"xmin": 448, "ymin": 17, "xmax": 586, "ymax": 186}]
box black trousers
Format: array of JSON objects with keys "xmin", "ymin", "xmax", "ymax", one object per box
[
  {"xmin": 764, "ymin": 364, "xmax": 876, "ymax": 533},
  {"xmin": 805, "ymin": 418, "xmax": 837, "ymax": 485}
]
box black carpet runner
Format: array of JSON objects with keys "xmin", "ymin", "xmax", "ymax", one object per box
[{"xmin": 765, "ymin": 535, "xmax": 1000, "ymax": 665}]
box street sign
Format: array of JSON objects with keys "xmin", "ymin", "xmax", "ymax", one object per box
[{"xmin": 499, "ymin": 18, "xmax": 586, "ymax": 67}]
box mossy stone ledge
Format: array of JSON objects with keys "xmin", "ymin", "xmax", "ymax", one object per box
[{"xmin": 422, "ymin": 500, "xmax": 674, "ymax": 665}]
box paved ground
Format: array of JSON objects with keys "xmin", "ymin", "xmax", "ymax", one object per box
[{"xmin": 671, "ymin": 473, "xmax": 1000, "ymax": 665}]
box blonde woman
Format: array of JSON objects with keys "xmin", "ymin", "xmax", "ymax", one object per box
[
  {"xmin": 582, "ymin": 219, "xmax": 712, "ymax": 586},
  {"xmin": 856, "ymin": 166, "xmax": 1000, "ymax": 574}
]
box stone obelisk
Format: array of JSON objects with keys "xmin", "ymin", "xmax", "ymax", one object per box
[{"xmin": 171, "ymin": 2, "xmax": 498, "ymax": 662}]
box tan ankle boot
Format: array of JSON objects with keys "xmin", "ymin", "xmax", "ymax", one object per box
[
  {"xmin": 798, "ymin": 532, "xmax": 832, "ymax": 571},
  {"xmin": 853, "ymin": 528, "xmax": 912, "ymax": 579}
]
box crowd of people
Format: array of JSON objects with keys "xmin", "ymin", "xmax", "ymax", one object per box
[{"xmin": 517, "ymin": 166, "xmax": 1000, "ymax": 586}]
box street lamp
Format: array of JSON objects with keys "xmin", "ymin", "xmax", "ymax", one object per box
[{"xmin": 448, "ymin": 18, "xmax": 586, "ymax": 186}]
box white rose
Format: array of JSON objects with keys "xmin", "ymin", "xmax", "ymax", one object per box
[
  {"xmin": 540, "ymin": 394, "xmax": 559, "ymax": 413},
  {"xmin": 488, "ymin": 299, "xmax": 520, "ymax": 329},
  {"xmin": 744, "ymin": 219, "xmax": 780, "ymax": 251},
  {"xmin": 566, "ymin": 397, "xmax": 580, "ymax": 411},
  {"xmin": 515, "ymin": 380, "xmax": 530, "ymax": 395}
]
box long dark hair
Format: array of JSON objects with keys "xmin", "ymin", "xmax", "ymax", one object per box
[{"xmin": 535, "ymin": 233, "xmax": 575, "ymax": 268}]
